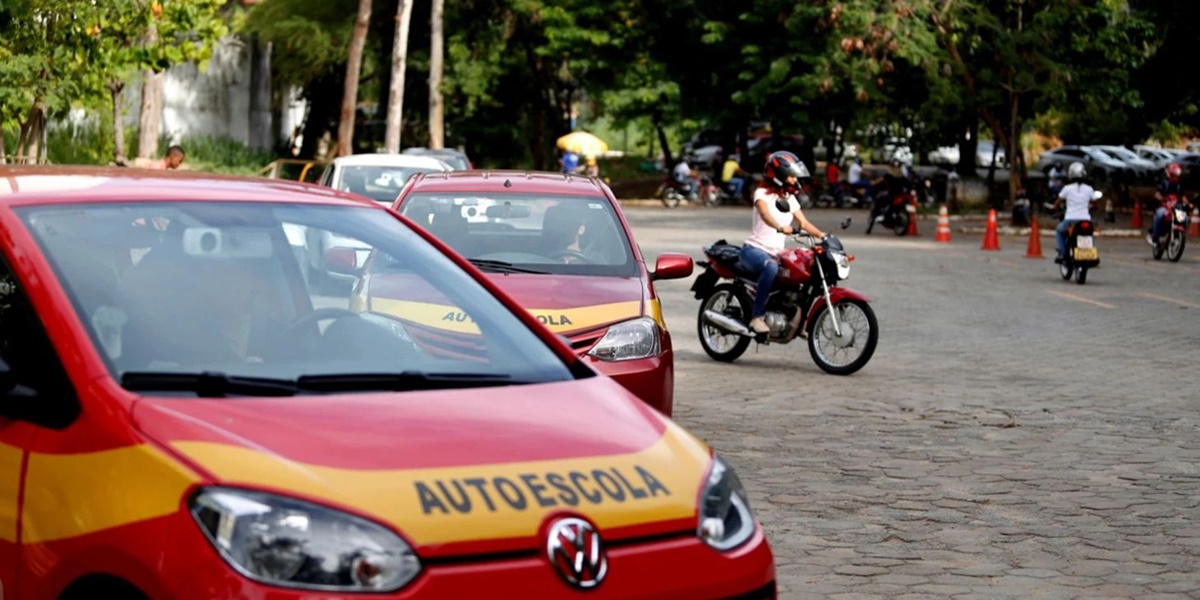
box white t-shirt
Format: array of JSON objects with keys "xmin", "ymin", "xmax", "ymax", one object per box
[
  {"xmin": 848, "ymin": 163, "xmax": 864, "ymax": 183},
  {"xmin": 745, "ymin": 187, "xmax": 799, "ymax": 255},
  {"xmin": 672, "ymin": 161, "xmax": 691, "ymax": 181},
  {"xmin": 1058, "ymin": 182, "xmax": 1094, "ymax": 222}
]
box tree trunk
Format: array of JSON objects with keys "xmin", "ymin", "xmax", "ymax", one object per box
[
  {"xmin": 249, "ymin": 35, "xmax": 273, "ymax": 151},
  {"xmin": 111, "ymin": 82, "xmax": 127, "ymax": 165},
  {"xmin": 0, "ymin": 126, "xmax": 7, "ymax": 164},
  {"xmin": 137, "ymin": 71, "xmax": 164, "ymax": 158},
  {"xmin": 384, "ymin": 0, "xmax": 414, "ymax": 153},
  {"xmin": 1008, "ymin": 92, "xmax": 1020, "ymax": 210},
  {"xmin": 428, "ymin": 0, "xmax": 444, "ymax": 149},
  {"xmin": 337, "ymin": 0, "xmax": 373, "ymax": 157}
]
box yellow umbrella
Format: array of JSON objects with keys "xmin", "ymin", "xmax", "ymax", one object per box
[{"xmin": 556, "ymin": 131, "xmax": 609, "ymax": 156}]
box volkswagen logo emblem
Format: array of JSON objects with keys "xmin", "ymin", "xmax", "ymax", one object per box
[{"xmin": 546, "ymin": 517, "xmax": 608, "ymax": 589}]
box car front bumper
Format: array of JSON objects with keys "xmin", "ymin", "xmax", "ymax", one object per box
[{"xmin": 583, "ymin": 350, "xmax": 674, "ymax": 417}]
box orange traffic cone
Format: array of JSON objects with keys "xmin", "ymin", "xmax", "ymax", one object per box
[
  {"xmin": 1190, "ymin": 207, "xmax": 1200, "ymax": 237},
  {"xmin": 1131, "ymin": 197, "xmax": 1143, "ymax": 230},
  {"xmin": 981, "ymin": 208, "xmax": 1000, "ymax": 251},
  {"xmin": 1024, "ymin": 215, "xmax": 1043, "ymax": 259},
  {"xmin": 935, "ymin": 205, "xmax": 952, "ymax": 243},
  {"xmin": 906, "ymin": 203, "xmax": 919, "ymax": 236}
]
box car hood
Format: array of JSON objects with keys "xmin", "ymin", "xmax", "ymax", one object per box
[
  {"xmin": 132, "ymin": 377, "xmax": 708, "ymax": 557},
  {"xmin": 481, "ymin": 274, "xmax": 645, "ymax": 334}
]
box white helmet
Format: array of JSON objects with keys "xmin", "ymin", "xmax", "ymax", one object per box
[{"xmin": 1067, "ymin": 161, "xmax": 1086, "ymax": 180}]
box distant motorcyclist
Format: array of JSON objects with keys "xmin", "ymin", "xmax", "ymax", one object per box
[
  {"xmin": 672, "ymin": 154, "xmax": 697, "ymax": 201},
  {"xmin": 721, "ymin": 153, "xmax": 750, "ymax": 200},
  {"xmin": 1148, "ymin": 162, "xmax": 1192, "ymax": 248},
  {"xmin": 865, "ymin": 159, "xmax": 912, "ymax": 234},
  {"xmin": 1051, "ymin": 161, "xmax": 1094, "ymax": 264},
  {"xmin": 847, "ymin": 156, "xmax": 872, "ymax": 200},
  {"xmin": 1048, "ymin": 161, "xmax": 1065, "ymax": 197}
]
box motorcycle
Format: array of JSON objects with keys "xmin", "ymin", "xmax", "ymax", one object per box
[
  {"xmin": 657, "ymin": 175, "xmax": 693, "ymax": 208},
  {"xmin": 690, "ymin": 216, "xmax": 878, "ymax": 375},
  {"xmin": 869, "ymin": 189, "xmax": 917, "ymax": 236},
  {"xmin": 1056, "ymin": 190, "xmax": 1104, "ymax": 285},
  {"xmin": 1151, "ymin": 194, "xmax": 1191, "ymax": 262}
]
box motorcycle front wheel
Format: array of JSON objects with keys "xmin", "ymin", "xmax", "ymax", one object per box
[
  {"xmin": 1168, "ymin": 232, "xmax": 1186, "ymax": 262},
  {"xmin": 697, "ymin": 284, "xmax": 752, "ymax": 362},
  {"xmin": 891, "ymin": 210, "xmax": 910, "ymax": 236},
  {"xmin": 660, "ymin": 187, "xmax": 682, "ymax": 209},
  {"xmin": 807, "ymin": 298, "xmax": 878, "ymax": 375}
]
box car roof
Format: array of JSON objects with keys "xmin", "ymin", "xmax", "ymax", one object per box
[
  {"xmin": 332, "ymin": 153, "xmax": 453, "ymax": 169},
  {"xmin": 404, "ymin": 147, "xmax": 469, "ymax": 157},
  {"xmin": 0, "ymin": 165, "xmax": 379, "ymax": 207},
  {"xmin": 403, "ymin": 170, "xmax": 612, "ymax": 197}
]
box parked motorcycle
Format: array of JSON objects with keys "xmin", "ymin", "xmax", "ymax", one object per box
[
  {"xmin": 1151, "ymin": 194, "xmax": 1191, "ymax": 262},
  {"xmin": 869, "ymin": 190, "xmax": 917, "ymax": 236},
  {"xmin": 1057, "ymin": 190, "xmax": 1104, "ymax": 285},
  {"xmin": 691, "ymin": 217, "xmax": 878, "ymax": 375}
]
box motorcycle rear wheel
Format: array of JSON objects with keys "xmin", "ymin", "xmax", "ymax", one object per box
[
  {"xmin": 1168, "ymin": 233, "xmax": 1186, "ymax": 262},
  {"xmin": 697, "ymin": 284, "xmax": 752, "ymax": 362},
  {"xmin": 1075, "ymin": 266, "xmax": 1088, "ymax": 285},
  {"xmin": 661, "ymin": 188, "xmax": 683, "ymax": 208},
  {"xmin": 807, "ymin": 298, "xmax": 878, "ymax": 375}
]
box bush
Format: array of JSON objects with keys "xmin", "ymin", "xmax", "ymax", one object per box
[{"xmin": 174, "ymin": 135, "xmax": 273, "ymax": 176}]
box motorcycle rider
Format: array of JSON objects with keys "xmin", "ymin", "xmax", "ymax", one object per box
[
  {"xmin": 847, "ymin": 156, "xmax": 872, "ymax": 201},
  {"xmin": 865, "ymin": 159, "xmax": 912, "ymax": 234},
  {"xmin": 738, "ymin": 151, "xmax": 827, "ymax": 334},
  {"xmin": 1048, "ymin": 160, "xmax": 1065, "ymax": 197},
  {"xmin": 672, "ymin": 154, "xmax": 697, "ymax": 201},
  {"xmin": 1051, "ymin": 161, "xmax": 1094, "ymax": 264},
  {"xmin": 721, "ymin": 153, "xmax": 750, "ymax": 201},
  {"xmin": 1148, "ymin": 162, "xmax": 1192, "ymax": 248}
]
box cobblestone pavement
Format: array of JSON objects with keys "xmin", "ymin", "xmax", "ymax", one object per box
[{"xmin": 626, "ymin": 205, "xmax": 1200, "ymax": 600}]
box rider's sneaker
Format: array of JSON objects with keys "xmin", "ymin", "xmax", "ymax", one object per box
[
  {"xmin": 1146, "ymin": 234, "xmax": 1156, "ymax": 247},
  {"xmin": 748, "ymin": 317, "xmax": 770, "ymax": 334},
  {"xmin": 1054, "ymin": 254, "xmax": 1064, "ymax": 264}
]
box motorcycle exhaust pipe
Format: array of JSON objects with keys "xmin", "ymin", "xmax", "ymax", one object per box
[{"xmin": 702, "ymin": 310, "xmax": 753, "ymax": 337}]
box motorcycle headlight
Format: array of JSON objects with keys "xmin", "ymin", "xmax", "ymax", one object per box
[
  {"xmin": 588, "ymin": 317, "xmax": 660, "ymax": 361},
  {"xmin": 190, "ymin": 488, "xmax": 421, "ymax": 591},
  {"xmin": 833, "ymin": 252, "xmax": 851, "ymax": 280},
  {"xmin": 697, "ymin": 454, "xmax": 756, "ymax": 552},
  {"xmin": 1175, "ymin": 208, "xmax": 1188, "ymax": 221}
]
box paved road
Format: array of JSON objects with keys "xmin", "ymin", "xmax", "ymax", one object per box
[{"xmin": 627, "ymin": 205, "xmax": 1200, "ymax": 599}]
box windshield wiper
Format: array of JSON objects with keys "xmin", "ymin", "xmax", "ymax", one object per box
[
  {"xmin": 121, "ymin": 371, "xmax": 298, "ymax": 397},
  {"xmin": 467, "ymin": 258, "xmax": 549, "ymax": 275},
  {"xmin": 296, "ymin": 371, "xmax": 516, "ymax": 393}
]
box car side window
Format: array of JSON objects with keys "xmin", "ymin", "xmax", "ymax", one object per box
[{"xmin": 0, "ymin": 256, "xmax": 80, "ymax": 429}]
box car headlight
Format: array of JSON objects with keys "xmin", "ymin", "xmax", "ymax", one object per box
[
  {"xmin": 588, "ymin": 317, "xmax": 660, "ymax": 361},
  {"xmin": 697, "ymin": 454, "xmax": 756, "ymax": 552},
  {"xmin": 189, "ymin": 488, "xmax": 421, "ymax": 591}
]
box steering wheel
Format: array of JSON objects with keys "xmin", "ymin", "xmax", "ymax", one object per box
[
  {"xmin": 269, "ymin": 307, "xmax": 361, "ymax": 359},
  {"xmin": 547, "ymin": 249, "xmax": 591, "ymax": 264}
]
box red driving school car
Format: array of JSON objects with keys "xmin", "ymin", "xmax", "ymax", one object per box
[
  {"xmin": 388, "ymin": 171, "xmax": 693, "ymax": 416},
  {"xmin": 0, "ymin": 167, "xmax": 773, "ymax": 599}
]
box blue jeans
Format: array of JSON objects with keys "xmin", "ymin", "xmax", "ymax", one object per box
[
  {"xmin": 738, "ymin": 244, "xmax": 778, "ymax": 318},
  {"xmin": 1152, "ymin": 207, "xmax": 1167, "ymax": 241},
  {"xmin": 1056, "ymin": 219, "xmax": 1084, "ymax": 257},
  {"xmin": 726, "ymin": 176, "xmax": 744, "ymax": 197},
  {"xmin": 850, "ymin": 180, "xmax": 873, "ymax": 199}
]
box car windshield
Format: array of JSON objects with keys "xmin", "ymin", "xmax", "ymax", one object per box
[
  {"xmin": 336, "ymin": 165, "xmax": 444, "ymax": 203},
  {"xmin": 397, "ymin": 192, "xmax": 638, "ymax": 277},
  {"xmin": 18, "ymin": 201, "xmax": 574, "ymax": 392}
]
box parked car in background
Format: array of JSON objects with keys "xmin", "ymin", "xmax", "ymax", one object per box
[
  {"xmin": 393, "ymin": 171, "xmax": 694, "ymax": 417},
  {"xmin": 1093, "ymin": 145, "xmax": 1157, "ymax": 182},
  {"xmin": 927, "ymin": 145, "xmax": 960, "ymax": 166},
  {"xmin": 403, "ymin": 146, "xmax": 474, "ymax": 171},
  {"xmin": 1134, "ymin": 145, "xmax": 1178, "ymax": 169},
  {"xmin": 681, "ymin": 129, "xmax": 728, "ymax": 173},
  {"xmin": 1035, "ymin": 145, "xmax": 1132, "ymax": 183},
  {"xmin": 975, "ymin": 140, "xmax": 1008, "ymax": 168},
  {"xmin": 871, "ymin": 137, "xmax": 910, "ymax": 164},
  {"xmin": 318, "ymin": 153, "xmax": 453, "ymax": 205}
]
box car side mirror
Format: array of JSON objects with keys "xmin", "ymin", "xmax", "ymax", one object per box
[
  {"xmin": 323, "ymin": 247, "xmax": 360, "ymax": 276},
  {"xmin": 652, "ymin": 253, "xmax": 694, "ymax": 281}
]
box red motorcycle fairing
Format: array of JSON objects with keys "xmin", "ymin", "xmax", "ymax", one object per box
[{"xmin": 805, "ymin": 287, "xmax": 871, "ymax": 334}]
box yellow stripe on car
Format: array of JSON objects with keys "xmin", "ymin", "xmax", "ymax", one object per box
[
  {"xmin": 171, "ymin": 425, "xmax": 709, "ymax": 547},
  {"xmin": 20, "ymin": 444, "xmax": 199, "ymax": 543},
  {"xmin": 370, "ymin": 298, "xmax": 642, "ymax": 334},
  {"xmin": 0, "ymin": 443, "xmax": 22, "ymax": 542}
]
